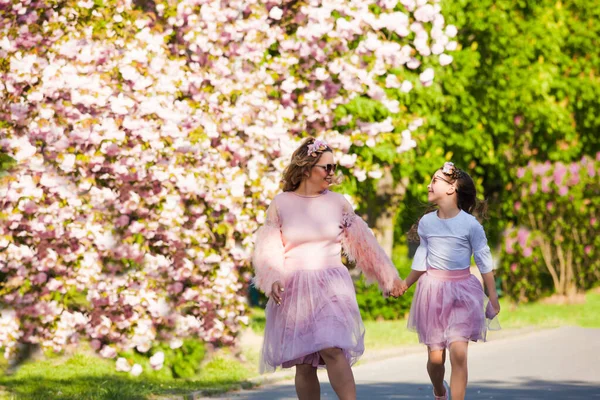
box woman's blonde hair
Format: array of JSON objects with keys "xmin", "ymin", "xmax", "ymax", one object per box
[{"xmin": 282, "ymin": 137, "xmax": 338, "ymax": 192}]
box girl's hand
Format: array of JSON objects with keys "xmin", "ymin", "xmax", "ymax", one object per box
[
  {"xmin": 271, "ymin": 281, "xmax": 284, "ymax": 305},
  {"xmin": 390, "ymin": 278, "xmax": 407, "ymax": 297},
  {"xmin": 488, "ymin": 294, "xmax": 501, "ymax": 317}
]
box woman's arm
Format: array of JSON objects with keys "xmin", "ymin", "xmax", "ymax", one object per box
[
  {"xmin": 252, "ymin": 201, "xmax": 285, "ymax": 297},
  {"xmin": 340, "ymin": 202, "xmax": 402, "ymax": 294}
]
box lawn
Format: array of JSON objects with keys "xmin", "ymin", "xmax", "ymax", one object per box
[
  {"xmin": 0, "ymin": 347, "xmax": 258, "ymax": 400},
  {"xmin": 1, "ymin": 290, "xmax": 598, "ymax": 399}
]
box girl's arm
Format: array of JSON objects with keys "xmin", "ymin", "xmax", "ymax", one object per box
[
  {"xmin": 405, "ymin": 270, "xmax": 426, "ymax": 288},
  {"xmin": 470, "ymin": 219, "xmax": 500, "ymax": 315},
  {"xmin": 482, "ymin": 271, "xmax": 500, "ymax": 315}
]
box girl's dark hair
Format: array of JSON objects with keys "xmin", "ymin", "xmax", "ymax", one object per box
[
  {"xmin": 407, "ymin": 165, "xmax": 488, "ymax": 242},
  {"xmin": 281, "ymin": 137, "xmax": 334, "ymax": 192}
]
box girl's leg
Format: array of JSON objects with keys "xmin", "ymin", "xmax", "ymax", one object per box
[
  {"xmin": 448, "ymin": 341, "xmax": 469, "ymax": 400},
  {"xmin": 295, "ymin": 364, "xmax": 320, "ymax": 400},
  {"xmin": 319, "ymin": 347, "xmax": 356, "ymax": 400},
  {"xmin": 427, "ymin": 347, "xmax": 447, "ymax": 397}
]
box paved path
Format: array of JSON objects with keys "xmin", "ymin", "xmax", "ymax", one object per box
[{"xmin": 204, "ymin": 326, "xmax": 600, "ymax": 399}]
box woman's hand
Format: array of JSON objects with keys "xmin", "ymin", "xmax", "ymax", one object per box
[
  {"xmin": 271, "ymin": 281, "xmax": 284, "ymax": 305},
  {"xmin": 390, "ymin": 278, "xmax": 408, "ymax": 297}
]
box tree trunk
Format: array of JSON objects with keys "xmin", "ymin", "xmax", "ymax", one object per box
[{"xmin": 371, "ymin": 167, "xmax": 408, "ymax": 258}]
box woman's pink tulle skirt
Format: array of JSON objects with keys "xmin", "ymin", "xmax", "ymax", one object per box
[
  {"xmin": 260, "ymin": 262, "xmax": 365, "ymax": 373},
  {"xmin": 407, "ymin": 268, "xmax": 500, "ymax": 350}
]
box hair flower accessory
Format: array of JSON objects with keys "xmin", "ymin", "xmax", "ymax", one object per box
[
  {"xmin": 442, "ymin": 161, "xmax": 455, "ymax": 175},
  {"xmin": 307, "ymin": 139, "xmax": 329, "ymax": 157}
]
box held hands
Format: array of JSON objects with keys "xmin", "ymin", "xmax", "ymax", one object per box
[
  {"xmin": 389, "ymin": 278, "xmax": 408, "ymax": 298},
  {"xmin": 271, "ymin": 281, "xmax": 284, "ymax": 306}
]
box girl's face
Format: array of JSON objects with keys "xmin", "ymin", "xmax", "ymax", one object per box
[
  {"xmin": 427, "ymin": 169, "xmax": 456, "ymax": 204},
  {"xmin": 307, "ymin": 151, "xmax": 336, "ymax": 191}
]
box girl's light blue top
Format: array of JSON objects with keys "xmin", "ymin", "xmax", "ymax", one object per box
[{"xmin": 411, "ymin": 210, "xmax": 494, "ymax": 273}]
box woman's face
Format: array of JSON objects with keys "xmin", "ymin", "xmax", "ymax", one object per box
[{"xmin": 307, "ymin": 151, "xmax": 336, "ymax": 191}]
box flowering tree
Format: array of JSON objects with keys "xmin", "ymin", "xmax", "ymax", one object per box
[
  {"xmin": 0, "ymin": 0, "xmax": 456, "ymax": 372},
  {"xmin": 499, "ymin": 154, "xmax": 600, "ymax": 302}
]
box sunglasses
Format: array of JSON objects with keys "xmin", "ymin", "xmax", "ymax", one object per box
[{"xmin": 314, "ymin": 164, "xmax": 337, "ymax": 174}]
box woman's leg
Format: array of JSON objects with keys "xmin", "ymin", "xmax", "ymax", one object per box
[
  {"xmin": 427, "ymin": 347, "xmax": 447, "ymax": 397},
  {"xmin": 448, "ymin": 341, "xmax": 469, "ymax": 400},
  {"xmin": 319, "ymin": 347, "xmax": 356, "ymax": 400},
  {"xmin": 295, "ymin": 363, "xmax": 320, "ymax": 400}
]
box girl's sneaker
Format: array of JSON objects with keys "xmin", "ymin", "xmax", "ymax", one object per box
[{"xmin": 433, "ymin": 380, "xmax": 450, "ymax": 400}]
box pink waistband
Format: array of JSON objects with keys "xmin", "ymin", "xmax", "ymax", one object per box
[
  {"xmin": 284, "ymin": 255, "xmax": 343, "ymax": 271},
  {"xmin": 426, "ymin": 267, "xmax": 471, "ymax": 281}
]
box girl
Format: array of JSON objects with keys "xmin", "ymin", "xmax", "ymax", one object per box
[
  {"xmin": 252, "ymin": 138, "xmax": 405, "ymax": 400},
  {"xmin": 404, "ymin": 162, "xmax": 501, "ymax": 400}
]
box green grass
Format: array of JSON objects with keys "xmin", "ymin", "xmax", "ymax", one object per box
[
  {"xmin": 363, "ymin": 320, "xmax": 419, "ymax": 349},
  {"xmin": 1, "ymin": 290, "xmax": 598, "ymax": 399},
  {"xmin": 249, "ymin": 307, "xmax": 266, "ymax": 334},
  {"xmin": 0, "ymin": 348, "xmax": 257, "ymax": 400},
  {"xmin": 498, "ymin": 289, "xmax": 600, "ymax": 329}
]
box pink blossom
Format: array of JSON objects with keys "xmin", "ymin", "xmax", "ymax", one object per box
[
  {"xmin": 268, "ymin": 6, "xmax": 283, "ymax": 20},
  {"xmin": 170, "ymin": 282, "xmax": 184, "ymax": 294},
  {"xmin": 532, "ymin": 162, "xmax": 551, "ymax": 176},
  {"xmin": 149, "ymin": 351, "xmax": 165, "ymax": 370},
  {"xmin": 100, "ymin": 345, "xmax": 117, "ymax": 359},
  {"xmin": 588, "ymin": 164, "xmax": 596, "ymax": 178},
  {"xmin": 514, "ymin": 115, "xmax": 523, "ymax": 126},
  {"xmin": 0, "ymin": 0, "xmax": 456, "ymax": 366},
  {"xmin": 407, "ymin": 57, "xmax": 421, "ymax": 69},
  {"xmin": 400, "ymin": 80, "xmax": 413, "ymax": 93},
  {"xmin": 568, "ymin": 174, "xmax": 580, "ymax": 186},
  {"xmin": 439, "ymin": 54, "xmax": 453, "ymax": 66},
  {"xmin": 541, "ymin": 177, "xmax": 552, "ymax": 193},
  {"xmin": 116, "ymin": 357, "xmax": 131, "ymax": 372},
  {"xmin": 32, "ymin": 273, "xmax": 47, "ymax": 285},
  {"xmin": 510, "ymin": 263, "xmax": 518, "ymax": 272},
  {"xmin": 553, "ymin": 163, "xmax": 567, "ymax": 185},
  {"xmin": 130, "ymin": 364, "xmax": 143, "ymax": 377},
  {"xmin": 505, "ymin": 237, "xmax": 516, "ymax": 254},
  {"xmin": 445, "ymin": 25, "xmax": 458, "ymax": 38},
  {"xmin": 558, "ymin": 186, "xmax": 568, "ymax": 196},
  {"xmin": 90, "ymin": 339, "xmax": 102, "ymax": 351},
  {"xmin": 530, "ymin": 183, "xmax": 538, "ymax": 194},
  {"xmin": 115, "ymin": 215, "xmax": 130, "ymax": 228},
  {"xmin": 517, "ymin": 228, "xmax": 529, "ymax": 248}
]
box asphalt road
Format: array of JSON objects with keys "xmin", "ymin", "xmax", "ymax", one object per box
[{"xmin": 204, "ymin": 326, "xmax": 600, "ymax": 399}]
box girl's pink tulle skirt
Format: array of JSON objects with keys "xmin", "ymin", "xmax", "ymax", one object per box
[
  {"xmin": 260, "ymin": 262, "xmax": 365, "ymax": 373},
  {"xmin": 407, "ymin": 268, "xmax": 501, "ymax": 350}
]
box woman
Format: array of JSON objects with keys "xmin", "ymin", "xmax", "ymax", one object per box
[{"xmin": 252, "ymin": 137, "xmax": 405, "ymax": 400}]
